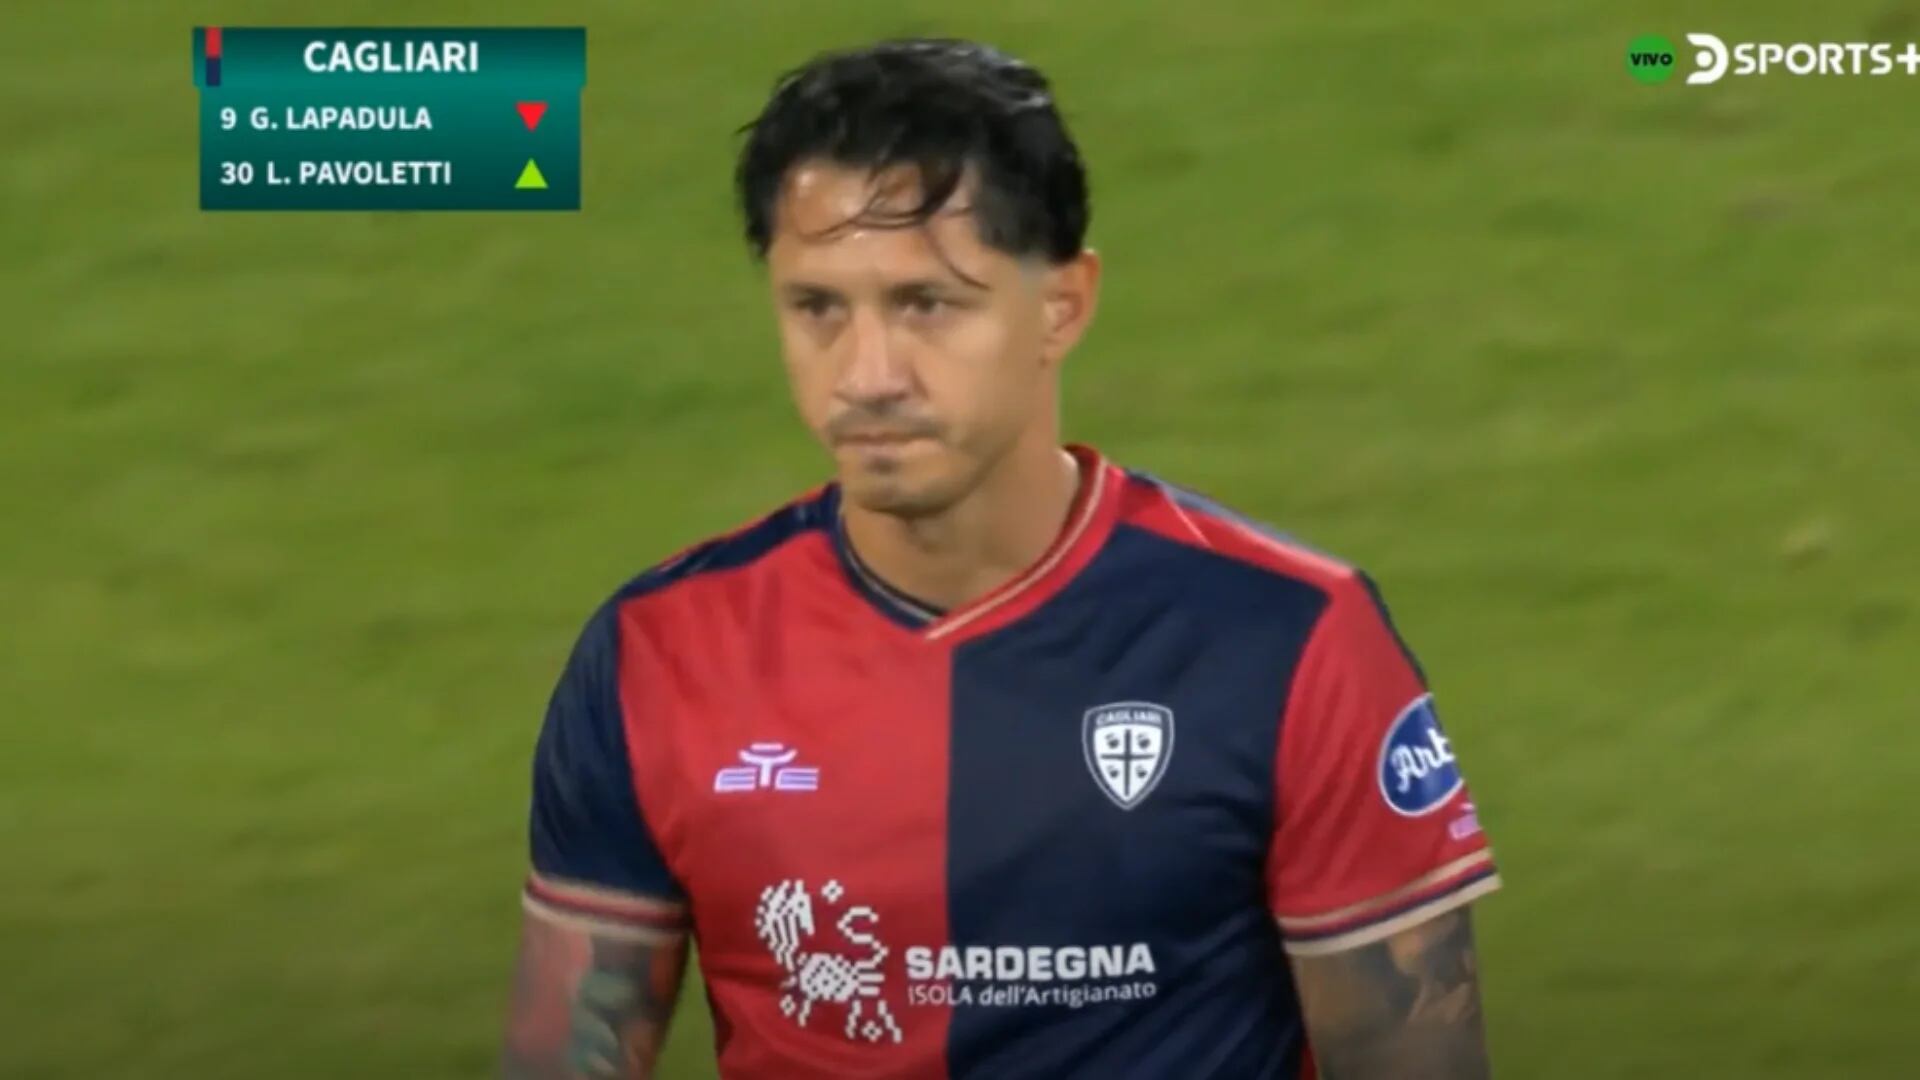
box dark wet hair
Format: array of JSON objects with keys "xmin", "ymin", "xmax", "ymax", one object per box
[{"xmin": 734, "ymin": 38, "xmax": 1091, "ymax": 264}]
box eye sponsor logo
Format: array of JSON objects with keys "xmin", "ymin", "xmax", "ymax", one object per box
[
  {"xmin": 714, "ymin": 742, "xmax": 820, "ymax": 794},
  {"xmin": 1377, "ymin": 693, "xmax": 1465, "ymax": 817}
]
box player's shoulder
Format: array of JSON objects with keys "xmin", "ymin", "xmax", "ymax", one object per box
[
  {"xmin": 1110, "ymin": 462, "xmax": 1432, "ymax": 681},
  {"xmin": 593, "ymin": 483, "xmax": 836, "ymax": 622},
  {"xmin": 1111, "ymin": 465, "xmax": 1370, "ymax": 603}
]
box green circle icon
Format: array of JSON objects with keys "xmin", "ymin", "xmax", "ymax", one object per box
[{"xmin": 1626, "ymin": 35, "xmax": 1678, "ymax": 83}]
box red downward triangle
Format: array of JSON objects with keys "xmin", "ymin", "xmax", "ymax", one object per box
[{"xmin": 516, "ymin": 101, "xmax": 548, "ymax": 131}]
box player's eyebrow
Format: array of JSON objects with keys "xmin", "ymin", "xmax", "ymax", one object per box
[
  {"xmin": 779, "ymin": 277, "xmax": 989, "ymax": 304},
  {"xmin": 884, "ymin": 277, "xmax": 989, "ymax": 302},
  {"xmin": 778, "ymin": 282, "xmax": 846, "ymax": 302}
]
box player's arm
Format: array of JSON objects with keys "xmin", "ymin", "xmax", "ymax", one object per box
[
  {"xmin": 502, "ymin": 598, "xmax": 693, "ymax": 1079},
  {"xmin": 1265, "ymin": 572, "xmax": 1500, "ymax": 1079},
  {"xmin": 1290, "ymin": 907, "xmax": 1490, "ymax": 1079},
  {"xmin": 501, "ymin": 895, "xmax": 688, "ymax": 1079}
]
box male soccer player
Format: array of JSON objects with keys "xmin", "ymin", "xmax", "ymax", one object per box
[{"xmin": 502, "ymin": 37, "xmax": 1499, "ymax": 1080}]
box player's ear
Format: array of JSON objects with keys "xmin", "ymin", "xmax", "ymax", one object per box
[{"xmin": 1038, "ymin": 248, "xmax": 1101, "ymax": 366}]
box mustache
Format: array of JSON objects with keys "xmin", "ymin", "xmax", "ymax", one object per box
[{"xmin": 825, "ymin": 410, "xmax": 945, "ymax": 442}]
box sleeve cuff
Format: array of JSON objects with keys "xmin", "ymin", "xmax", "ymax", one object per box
[
  {"xmin": 1276, "ymin": 850, "xmax": 1500, "ymax": 957},
  {"xmin": 522, "ymin": 871, "xmax": 690, "ymax": 942}
]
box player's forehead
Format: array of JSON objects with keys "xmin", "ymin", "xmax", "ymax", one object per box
[{"xmin": 766, "ymin": 160, "xmax": 1009, "ymax": 289}]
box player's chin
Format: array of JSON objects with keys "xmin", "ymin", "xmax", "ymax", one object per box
[
  {"xmin": 840, "ymin": 458, "xmax": 962, "ymax": 517},
  {"xmin": 832, "ymin": 435, "xmax": 938, "ymax": 481}
]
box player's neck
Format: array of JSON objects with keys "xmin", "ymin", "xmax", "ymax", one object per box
[{"xmin": 841, "ymin": 438, "xmax": 1082, "ymax": 616}]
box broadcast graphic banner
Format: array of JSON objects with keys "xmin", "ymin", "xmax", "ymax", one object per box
[{"xmin": 193, "ymin": 27, "xmax": 585, "ymax": 211}]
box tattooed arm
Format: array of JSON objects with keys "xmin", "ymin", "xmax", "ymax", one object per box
[
  {"xmin": 501, "ymin": 908, "xmax": 689, "ymax": 1080},
  {"xmin": 1290, "ymin": 907, "xmax": 1491, "ymax": 1080}
]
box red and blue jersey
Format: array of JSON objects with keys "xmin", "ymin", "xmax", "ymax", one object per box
[{"xmin": 524, "ymin": 445, "xmax": 1499, "ymax": 1079}]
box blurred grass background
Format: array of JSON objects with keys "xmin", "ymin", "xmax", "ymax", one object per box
[{"xmin": 3, "ymin": 1, "xmax": 1917, "ymax": 1077}]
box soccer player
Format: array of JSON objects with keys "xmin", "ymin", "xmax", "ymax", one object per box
[{"xmin": 502, "ymin": 37, "xmax": 1499, "ymax": 1080}]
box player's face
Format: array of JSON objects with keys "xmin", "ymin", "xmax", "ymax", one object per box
[{"xmin": 765, "ymin": 161, "xmax": 1092, "ymax": 518}]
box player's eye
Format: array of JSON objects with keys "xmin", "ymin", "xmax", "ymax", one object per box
[
  {"xmin": 902, "ymin": 293, "xmax": 950, "ymax": 317},
  {"xmin": 791, "ymin": 295, "xmax": 840, "ymax": 319}
]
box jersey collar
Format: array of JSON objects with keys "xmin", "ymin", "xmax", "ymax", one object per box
[{"xmin": 828, "ymin": 444, "xmax": 1123, "ymax": 645}]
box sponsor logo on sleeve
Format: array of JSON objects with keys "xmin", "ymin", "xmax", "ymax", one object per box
[{"xmin": 1377, "ymin": 693, "xmax": 1464, "ymax": 817}]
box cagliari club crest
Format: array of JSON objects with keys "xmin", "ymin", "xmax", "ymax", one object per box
[{"xmin": 1082, "ymin": 702, "xmax": 1175, "ymax": 810}]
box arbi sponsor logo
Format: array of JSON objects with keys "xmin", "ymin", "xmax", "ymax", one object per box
[
  {"xmin": 1630, "ymin": 31, "xmax": 1920, "ymax": 84},
  {"xmin": 903, "ymin": 944, "xmax": 1160, "ymax": 1009}
]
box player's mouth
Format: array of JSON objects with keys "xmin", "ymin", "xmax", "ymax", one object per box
[{"xmin": 837, "ymin": 431, "xmax": 934, "ymax": 448}]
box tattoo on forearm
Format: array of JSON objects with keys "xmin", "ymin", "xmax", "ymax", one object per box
[
  {"xmin": 566, "ymin": 939, "xmax": 679, "ymax": 1077},
  {"xmin": 502, "ymin": 915, "xmax": 688, "ymax": 1080},
  {"xmin": 1294, "ymin": 909, "xmax": 1490, "ymax": 1080}
]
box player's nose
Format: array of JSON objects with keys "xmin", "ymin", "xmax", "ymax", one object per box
[{"xmin": 835, "ymin": 306, "xmax": 913, "ymax": 403}]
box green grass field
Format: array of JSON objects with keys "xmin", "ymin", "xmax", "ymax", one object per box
[{"xmin": 5, "ymin": 2, "xmax": 1917, "ymax": 1076}]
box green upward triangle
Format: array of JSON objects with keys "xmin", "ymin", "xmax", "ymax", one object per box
[{"xmin": 515, "ymin": 159, "xmax": 548, "ymax": 190}]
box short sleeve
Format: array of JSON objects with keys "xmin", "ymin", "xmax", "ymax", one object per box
[
  {"xmin": 1266, "ymin": 573, "xmax": 1499, "ymax": 956},
  {"xmin": 522, "ymin": 598, "xmax": 689, "ymax": 939}
]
